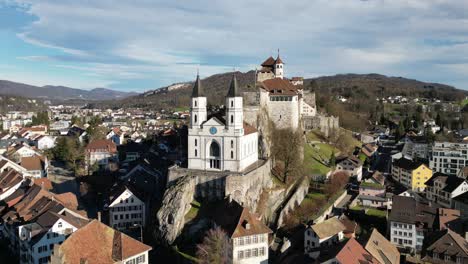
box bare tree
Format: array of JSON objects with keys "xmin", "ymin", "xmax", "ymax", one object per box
[
  {"xmin": 271, "ymin": 128, "xmax": 304, "ymax": 184},
  {"xmin": 196, "ymin": 227, "xmax": 232, "ymax": 264}
]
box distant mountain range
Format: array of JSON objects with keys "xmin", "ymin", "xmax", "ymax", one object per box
[
  {"xmin": 97, "ymin": 71, "xmax": 467, "ymax": 110},
  {"xmin": 0, "ymin": 80, "xmax": 138, "ymax": 101}
]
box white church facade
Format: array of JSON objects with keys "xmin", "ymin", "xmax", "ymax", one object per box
[{"xmin": 188, "ymin": 74, "xmax": 259, "ymax": 173}]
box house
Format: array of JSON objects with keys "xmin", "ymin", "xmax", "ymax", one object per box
[
  {"xmin": 85, "ymin": 139, "xmax": 117, "ymax": 170},
  {"xmin": 437, "ymin": 208, "xmax": 462, "ymax": 232},
  {"xmin": 105, "ymin": 184, "xmax": 146, "ymax": 231},
  {"xmin": 18, "ymin": 209, "xmax": 89, "ymax": 264},
  {"xmin": 0, "ymin": 169, "xmax": 25, "ymax": 201},
  {"xmin": 304, "ymin": 217, "xmax": 346, "ymax": 259},
  {"xmin": 213, "ymin": 200, "xmax": 272, "ymax": 264},
  {"xmin": 457, "ymin": 166, "xmax": 468, "ymax": 179},
  {"xmin": 401, "ymin": 135, "xmax": 430, "ymax": 160},
  {"xmin": 425, "ymin": 172, "xmax": 468, "ymax": 208},
  {"xmin": 21, "ymin": 155, "xmax": 48, "ymax": 178},
  {"xmin": 421, "ymin": 229, "xmax": 468, "ymax": 264},
  {"xmin": 7, "ymin": 143, "xmax": 41, "ymax": 162},
  {"xmin": 34, "ymin": 135, "xmax": 56, "ymax": 150},
  {"xmin": 356, "ymin": 182, "xmax": 388, "ymax": 209},
  {"xmin": 392, "ymin": 157, "xmax": 432, "ymax": 192},
  {"xmin": 389, "ymin": 196, "xmax": 437, "ymax": 252},
  {"xmin": 106, "ymin": 127, "xmax": 125, "ymax": 146},
  {"xmin": 367, "ymin": 171, "xmax": 385, "ymax": 186},
  {"xmin": 336, "ymin": 155, "xmax": 363, "ymax": 181},
  {"xmin": 316, "ymin": 238, "xmax": 378, "ymax": 264},
  {"xmin": 361, "ymin": 143, "xmax": 378, "ymax": 160},
  {"xmin": 50, "ymin": 220, "xmax": 152, "ymax": 264},
  {"xmin": 365, "ymin": 229, "xmax": 400, "ymax": 264},
  {"xmin": 66, "ymin": 126, "xmax": 87, "ymax": 142},
  {"xmin": 430, "ymin": 141, "xmax": 468, "ymax": 176}
]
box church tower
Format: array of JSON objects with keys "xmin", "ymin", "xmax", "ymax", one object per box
[
  {"xmin": 225, "ymin": 74, "xmax": 243, "ymax": 131},
  {"xmin": 274, "ymin": 51, "xmax": 284, "ymax": 79},
  {"xmin": 190, "ymin": 74, "xmax": 207, "ymax": 128}
]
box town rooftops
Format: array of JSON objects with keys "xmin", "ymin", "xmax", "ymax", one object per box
[
  {"xmin": 422, "ymin": 229, "xmax": 468, "ymax": 263},
  {"xmin": 20, "ymin": 155, "xmax": 44, "ymax": 171},
  {"xmin": 54, "ymin": 220, "xmax": 152, "ymax": 264},
  {"xmin": 213, "ymin": 199, "xmax": 272, "ymax": 239},
  {"xmin": 365, "ymin": 229, "xmax": 400, "ymax": 264},
  {"xmin": 336, "ymin": 155, "xmax": 363, "ymax": 167},
  {"xmin": 425, "ymin": 172, "xmax": 466, "ymax": 193},
  {"xmin": 335, "ymin": 238, "xmax": 378, "ymax": 264},
  {"xmin": 311, "ymin": 217, "xmax": 346, "ymax": 239},
  {"xmin": 0, "ymin": 169, "xmax": 23, "ymax": 192},
  {"xmin": 437, "ymin": 208, "xmax": 461, "ymax": 231},
  {"xmin": 86, "ymin": 139, "xmax": 117, "ymax": 153}
]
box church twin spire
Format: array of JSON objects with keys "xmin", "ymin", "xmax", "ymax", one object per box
[{"xmin": 191, "ymin": 72, "xmax": 241, "ymax": 98}]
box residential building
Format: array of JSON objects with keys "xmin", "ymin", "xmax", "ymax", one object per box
[
  {"xmin": 188, "ymin": 74, "xmax": 259, "ymax": 172},
  {"xmin": 50, "ymin": 220, "xmax": 152, "ymax": 264},
  {"xmin": 316, "ymin": 238, "xmax": 378, "ymax": 264},
  {"xmin": 106, "ymin": 127, "xmax": 125, "ymax": 146},
  {"xmin": 392, "ymin": 157, "xmax": 432, "ymax": 192},
  {"xmin": 365, "ymin": 229, "xmax": 400, "ymax": 264},
  {"xmin": 425, "ymin": 172, "xmax": 468, "ymax": 208},
  {"xmin": 401, "ymin": 136, "xmax": 430, "ymax": 160},
  {"xmin": 430, "ymin": 141, "xmax": 468, "ymax": 176},
  {"xmin": 304, "ymin": 217, "xmax": 346, "ymax": 259},
  {"xmin": 18, "ymin": 209, "xmax": 89, "ymax": 264},
  {"xmin": 21, "ymin": 155, "xmax": 48, "ymax": 178},
  {"xmin": 453, "ymin": 192, "xmax": 468, "ymax": 218},
  {"xmin": 213, "ymin": 200, "xmax": 271, "ymax": 264},
  {"xmin": 34, "ymin": 136, "xmax": 56, "ymax": 150},
  {"xmin": 0, "ymin": 169, "xmax": 25, "ymax": 201},
  {"xmin": 336, "ymin": 155, "xmax": 363, "ymax": 181},
  {"xmin": 422, "ymin": 229, "xmax": 468, "ymax": 264},
  {"xmin": 106, "ymin": 184, "xmax": 146, "ymax": 230},
  {"xmin": 389, "ymin": 196, "xmax": 437, "ymax": 252},
  {"xmin": 356, "ymin": 182, "xmax": 388, "ymax": 208},
  {"xmin": 85, "ymin": 139, "xmax": 117, "ymax": 170}
]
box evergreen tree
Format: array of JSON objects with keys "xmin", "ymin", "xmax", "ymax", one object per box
[{"xmin": 329, "ymin": 150, "xmax": 336, "ymax": 167}]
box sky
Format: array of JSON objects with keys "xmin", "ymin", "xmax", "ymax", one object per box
[{"xmin": 1, "ymin": 0, "xmax": 468, "ymax": 92}]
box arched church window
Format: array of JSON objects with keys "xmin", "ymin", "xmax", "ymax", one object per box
[
  {"xmin": 195, "ymin": 139, "xmax": 197, "ymax": 146},
  {"xmin": 231, "ymin": 151, "xmax": 234, "ymax": 159},
  {"xmin": 231, "ymin": 115, "xmax": 234, "ymax": 124},
  {"xmin": 194, "ymin": 114, "xmax": 197, "ymax": 123},
  {"xmin": 195, "ymin": 149, "xmax": 197, "ymax": 157},
  {"xmin": 210, "ymin": 141, "xmax": 220, "ymax": 157}
]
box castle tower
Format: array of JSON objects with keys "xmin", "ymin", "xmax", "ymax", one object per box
[
  {"xmin": 225, "ymin": 74, "xmax": 243, "ymax": 131},
  {"xmin": 274, "ymin": 51, "xmax": 284, "ymax": 79},
  {"xmin": 190, "ymin": 74, "xmax": 207, "ymax": 128}
]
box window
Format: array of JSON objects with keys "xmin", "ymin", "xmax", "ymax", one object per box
[
  {"xmin": 194, "ymin": 114, "xmax": 197, "ymax": 123},
  {"xmin": 245, "ymin": 236, "xmax": 251, "ymax": 245},
  {"xmin": 231, "ymin": 115, "xmax": 233, "ymax": 124},
  {"xmin": 231, "ymin": 140, "xmax": 234, "ymax": 148},
  {"xmin": 194, "ymin": 100, "xmax": 197, "ymax": 107},
  {"xmin": 253, "ymin": 248, "xmax": 258, "ymax": 257},
  {"xmin": 245, "ymin": 249, "xmax": 251, "ymax": 258},
  {"xmin": 231, "ymin": 151, "xmax": 233, "ymax": 159},
  {"xmin": 114, "ymin": 215, "xmax": 118, "ymax": 220},
  {"xmin": 253, "ymin": 235, "xmax": 258, "ymax": 243},
  {"xmin": 58, "ymin": 222, "xmax": 62, "ymax": 228},
  {"xmin": 231, "ymin": 100, "xmax": 234, "ymax": 107},
  {"xmin": 131, "ymin": 198, "xmax": 134, "ymax": 203},
  {"xmin": 238, "ymin": 237, "xmax": 244, "ymax": 245},
  {"xmin": 195, "ymin": 149, "xmax": 197, "ymax": 157},
  {"xmin": 238, "ymin": 250, "xmax": 244, "ymax": 259},
  {"xmin": 49, "ymin": 244, "xmax": 53, "ymax": 250},
  {"xmin": 259, "ymin": 247, "xmax": 265, "ymax": 256},
  {"xmin": 260, "ymin": 234, "xmax": 265, "ymax": 242},
  {"xmin": 195, "ymin": 139, "xmax": 197, "ymax": 147}
]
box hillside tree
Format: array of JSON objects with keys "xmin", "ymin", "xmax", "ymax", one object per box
[{"xmin": 196, "ymin": 227, "xmax": 231, "ymax": 264}]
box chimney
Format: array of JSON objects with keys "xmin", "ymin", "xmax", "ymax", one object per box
[{"xmin": 97, "ymin": 211, "xmax": 101, "ymax": 222}]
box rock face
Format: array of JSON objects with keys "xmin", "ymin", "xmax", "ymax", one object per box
[{"xmin": 155, "ymin": 175, "xmax": 195, "ymax": 244}]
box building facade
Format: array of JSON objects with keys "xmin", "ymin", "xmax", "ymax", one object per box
[
  {"xmin": 107, "ymin": 185, "xmax": 146, "ymax": 230},
  {"xmin": 188, "ymin": 74, "xmax": 259, "ymax": 173},
  {"xmin": 392, "ymin": 157, "xmax": 432, "ymax": 192},
  {"xmin": 430, "ymin": 142, "xmax": 468, "ymax": 176}
]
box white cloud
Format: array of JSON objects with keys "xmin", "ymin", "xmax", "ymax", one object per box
[{"xmin": 6, "ymin": 0, "xmax": 468, "ymax": 89}]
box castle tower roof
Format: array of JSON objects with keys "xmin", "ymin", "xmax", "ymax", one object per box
[
  {"xmin": 227, "ymin": 74, "xmax": 241, "ymax": 97},
  {"xmin": 191, "ymin": 74, "xmax": 204, "ymax": 97},
  {"xmin": 261, "ymin": 56, "xmax": 276, "ymax": 67}
]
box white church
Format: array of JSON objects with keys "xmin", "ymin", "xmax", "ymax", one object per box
[{"xmin": 187, "ymin": 74, "xmax": 259, "ymax": 172}]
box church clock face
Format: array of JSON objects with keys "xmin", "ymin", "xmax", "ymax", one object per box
[{"xmin": 209, "ymin": 127, "xmax": 217, "ymax": 135}]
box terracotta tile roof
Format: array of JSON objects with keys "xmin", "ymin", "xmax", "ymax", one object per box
[
  {"xmin": 260, "ymin": 78, "xmax": 299, "ymax": 96},
  {"xmin": 311, "ymin": 217, "xmax": 346, "ymax": 239},
  {"xmin": 21, "ymin": 155, "xmax": 44, "ymax": 171},
  {"xmin": 33, "ymin": 178, "xmax": 53, "ymax": 191},
  {"xmin": 336, "ymin": 238, "xmax": 379, "ymax": 264},
  {"xmin": 55, "ymin": 220, "xmax": 152, "ymax": 264},
  {"xmin": 261, "ymin": 56, "xmax": 276, "ymax": 67},
  {"xmin": 213, "ymin": 200, "xmax": 272, "ymax": 239},
  {"xmin": 365, "ymin": 229, "xmax": 400, "ymax": 264},
  {"xmin": 86, "ymin": 139, "xmax": 117, "ymax": 153},
  {"xmin": 423, "ymin": 229, "xmax": 468, "ymax": 263},
  {"xmin": 55, "ymin": 192, "xmax": 79, "ymax": 209},
  {"xmin": 243, "ymin": 123, "xmax": 257, "ymax": 135},
  {"xmin": 438, "ymin": 208, "xmax": 460, "ymax": 230},
  {"xmin": 0, "ymin": 169, "xmax": 23, "ymax": 192}
]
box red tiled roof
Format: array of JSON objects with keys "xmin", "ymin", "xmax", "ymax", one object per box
[
  {"xmin": 261, "ymin": 56, "xmax": 276, "ymax": 67},
  {"xmin": 33, "ymin": 178, "xmax": 53, "ymax": 191},
  {"xmin": 56, "ymin": 220, "xmax": 152, "ymax": 264},
  {"xmin": 86, "ymin": 139, "xmax": 117, "ymax": 153},
  {"xmin": 261, "ymin": 78, "xmax": 299, "ymax": 96},
  {"xmin": 336, "ymin": 238, "xmax": 379, "ymax": 264},
  {"xmin": 243, "ymin": 123, "xmax": 257, "ymax": 135},
  {"xmin": 21, "ymin": 155, "xmax": 44, "ymax": 171}
]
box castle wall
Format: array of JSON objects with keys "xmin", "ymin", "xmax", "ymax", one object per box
[{"xmin": 267, "ymin": 96, "xmax": 299, "ymax": 129}]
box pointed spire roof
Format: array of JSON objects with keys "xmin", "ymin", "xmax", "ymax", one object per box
[
  {"xmin": 227, "ymin": 74, "xmax": 241, "ymax": 97},
  {"xmin": 191, "ymin": 73, "xmax": 204, "ymax": 97},
  {"xmin": 275, "ymin": 49, "xmax": 284, "ymax": 64}
]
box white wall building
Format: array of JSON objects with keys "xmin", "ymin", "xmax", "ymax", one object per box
[
  {"xmin": 425, "ymin": 172, "xmax": 468, "ymax": 208},
  {"xmin": 188, "ymin": 74, "xmax": 259, "ymax": 172},
  {"xmin": 304, "ymin": 217, "xmax": 346, "ymax": 259},
  {"xmin": 430, "ymin": 141, "xmax": 468, "ymax": 176},
  {"xmin": 107, "ymin": 185, "xmax": 146, "ymax": 230}
]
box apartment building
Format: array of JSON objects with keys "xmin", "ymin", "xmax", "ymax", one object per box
[
  {"xmin": 430, "ymin": 141, "xmax": 468, "ymax": 176},
  {"xmin": 392, "ymin": 157, "xmax": 432, "ymax": 192}
]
